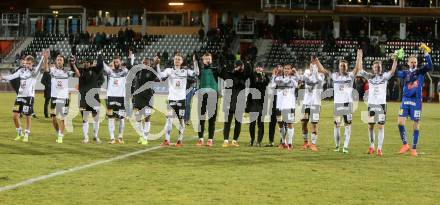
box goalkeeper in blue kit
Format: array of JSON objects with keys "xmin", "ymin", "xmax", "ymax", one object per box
[{"xmin": 396, "ymin": 43, "xmax": 432, "ymax": 157}]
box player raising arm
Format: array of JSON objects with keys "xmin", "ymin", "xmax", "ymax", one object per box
[
  {"xmin": 132, "ymin": 56, "xmax": 161, "ymax": 145},
  {"xmin": 0, "ymin": 52, "xmax": 44, "ymax": 142},
  {"xmin": 103, "ymin": 55, "xmax": 129, "ymax": 144},
  {"xmin": 78, "ymin": 55, "xmax": 104, "ymax": 144},
  {"xmin": 358, "ymin": 50, "xmax": 397, "ymax": 156},
  {"xmin": 396, "ymin": 43, "xmax": 433, "ymax": 157},
  {"xmin": 298, "ymin": 56, "xmax": 328, "ymax": 152},
  {"xmin": 44, "ymin": 52, "xmax": 81, "ymax": 143},
  {"xmin": 331, "ymin": 50, "xmax": 361, "ymax": 154},
  {"xmin": 157, "ymin": 53, "xmax": 199, "ymax": 147},
  {"xmin": 273, "ymin": 64, "xmax": 299, "ymax": 150}
]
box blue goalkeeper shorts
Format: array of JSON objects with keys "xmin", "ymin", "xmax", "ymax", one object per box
[{"xmin": 399, "ymin": 97, "xmax": 422, "ymax": 121}]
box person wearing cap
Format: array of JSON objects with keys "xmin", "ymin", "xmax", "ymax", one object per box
[
  {"xmin": 221, "ymin": 60, "xmax": 251, "ymax": 147},
  {"xmin": 246, "ymin": 62, "xmax": 270, "ymax": 146}
]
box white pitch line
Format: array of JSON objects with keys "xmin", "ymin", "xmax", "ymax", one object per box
[{"xmin": 0, "ymin": 128, "xmax": 224, "ymax": 193}]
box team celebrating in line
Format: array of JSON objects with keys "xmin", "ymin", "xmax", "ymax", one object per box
[{"xmin": 0, "ymin": 43, "xmax": 432, "ymax": 157}]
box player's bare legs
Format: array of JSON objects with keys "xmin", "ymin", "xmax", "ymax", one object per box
[
  {"xmin": 286, "ymin": 122, "xmax": 294, "ymax": 150},
  {"xmin": 12, "ymin": 112, "xmax": 22, "ymax": 141},
  {"xmin": 301, "ymin": 120, "xmax": 309, "ymax": 149}
]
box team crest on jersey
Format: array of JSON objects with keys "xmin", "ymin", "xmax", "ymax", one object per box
[
  {"xmin": 114, "ymin": 79, "xmax": 119, "ymax": 86},
  {"xmin": 176, "ymin": 80, "xmax": 181, "ymax": 87},
  {"xmin": 20, "ymin": 81, "xmax": 27, "ymax": 88},
  {"xmin": 339, "ymin": 84, "xmax": 345, "ymax": 91},
  {"xmin": 57, "ymin": 80, "xmax": 63, "ymax": 88},
  {"xmin": 407, "ymin": 80, "xmax": 419, "ymax": 89}
]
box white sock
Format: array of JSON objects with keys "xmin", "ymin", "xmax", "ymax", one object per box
[
  {"xmin": 334, "ymin": 126, "xmax": 340, "ymax": 148},
  {"xmin": 108, "ymin": 118, "xmax": 115, "ymax": 140},
  {"xmin": 93, "ymin": 118, "xmax": 100, "ymax": 138},
  {"xmin": 368, "ymin": 127, "xmax": 375, "ymax": 148},
  {"xmin": 58, "ymin": 132, "xmax": 64, "ymax": 138},
  {"xmin": 143, "ymin": 121, "xmax": 150, "ymax": 140},
  {"xmin": 82, "ymin": 122, "xmax": 89, "ymax": 140},
  {"xmin": 24, "ymin": 129, "xmax": 30, "ymax": 138},
  {"xmin": 280, "ymin": 127, "xmax": 286, "ymax": 144},
  {"xmin": 135, "ymin": 121, "xmax": 143, "ymax": 138},
  {"xmin": 165, "ymin": 117, "xmax": 172, "ymax": 141},
  {"xmin": 287, "ymin": 128, "xmax": 294, "ymax": 145},
  {"xmin": 303, "ymin": 133, "xmax": 308, "ymax": 142},
  {"xmin": 311, "ymin": 132, "xmax": 317, "ymax": 145},
  {"xmin": 378, "ymin": 127, "xmax": 384, "ymax": 150},
  {"xmin": 16, "ymin": 127, "xmax": 22, "ymax": 136},
  {"xmin": 343, "ymin": 125, "xmax": 351, "ymax": 149},
  {"xmin": 178, "ymin": 119, "xmax": 185, "ymax": 141},
  {"xmin": 118, "ymin": 119, "xmax": 125, "ymax": 138}
]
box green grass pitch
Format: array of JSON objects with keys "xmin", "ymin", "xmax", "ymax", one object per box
[{"xmin": 0, "ymin": 92, "xmax": 439, "ymax": 205}]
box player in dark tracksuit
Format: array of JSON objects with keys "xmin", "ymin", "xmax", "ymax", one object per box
[
  {"xmin": 78, "ymin": 55, "xmax": 104, "ymax": 144},
  {"xmin": 195, "ymin": 53, "xmax": 226, "ymax": 147},
  {"xmin": 222, "ymin": 60, "xmax": 251, "ymax": 147},
  {"xmin": 41, "ymin": 71, "xmax": 51, "ymax": 118},
  {"xmin": 246, "ymin": 62, "xmax": 270, "ymax": 147},
  {"xmin": 132, "ymin": 57, "xmax": 160, "ymax": 145}
]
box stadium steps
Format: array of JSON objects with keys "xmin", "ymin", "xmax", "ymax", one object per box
[
  {"xmin": 3, "ymin": 37, "xmax": 34, "ymax": 63},
  {"xmin": 142, "ymin": 35, "xmax": 204, "ymax": 62},
  {"xmin": 255, "ymin": 39, "xmax": 272, "ymax": 65},
  {"xmin": 230, "ymin": 37, "xmax": 240, "ymax": 54}
]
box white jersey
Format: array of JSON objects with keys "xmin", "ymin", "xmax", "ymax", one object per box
[
  {"xmin": 3, "ymin": 58, "xmax": 43, "ymax": 98},
  {"xmin": 159, "ymin": 67, "xmax": 198, "ymax": 101},
  {"xmin": 274, "ymin": 76, "xmax": 298, "ymax": 110},
  {"xmin": 49, "ymin": 67, "xmax": 75, "ymax": 99},
  {"xmin": 359, "ymin": 70, "xmax": 392, "ymax": 105},
  {"xmin": 300, "ymin": 68, "xmax": 325, "ymax": 106},
  {"xmin": 331, "ymin": 72, "xmax": 355, "ymax": 103},
  {"xmin": 103, "ymin": 63, "xmax": 129, "ymax": 97}
]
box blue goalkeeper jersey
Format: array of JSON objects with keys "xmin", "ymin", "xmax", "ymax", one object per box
[{"xmin": 396, "ymin": 54, "xmax": 432, "ymax": 100}]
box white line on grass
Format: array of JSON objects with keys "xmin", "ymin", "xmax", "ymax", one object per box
[{"xmin": 0, "ymin": 128, "xmax": 224, "ymax": 193}]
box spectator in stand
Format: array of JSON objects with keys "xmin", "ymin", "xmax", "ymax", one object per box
[
  {"xmin": 198, "ymin": 28, "xmax": 205, "ymax": 41},
  {"xmin": 84, "ymin": 32, "xmax": 90, "ymax": 44},
  {"xmin": 162, "ymin": 50, "xmax": 169, "ymax": 66},
  {"xmin": 422, "ymin": 84, "xmax": 428, "ymax": 102},
  {"xmin": 118, "ymin": 28, "xmax": 125, "ymax": 47},
  {"xmin": 246, "ymin": 44, "xmax": 258, "ymax": 64},
  {"xmin": 95, "ymin": 32, "xmax": 104, "ymax": 49},
  {"xmin": 236, "ymin": 51, "xmax": 241, "ymax": 61}
]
